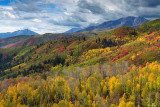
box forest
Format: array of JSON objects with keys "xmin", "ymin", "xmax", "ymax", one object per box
[{"xmin": 0, "ymin": 18, "xmax": 160, "ymax": 107}]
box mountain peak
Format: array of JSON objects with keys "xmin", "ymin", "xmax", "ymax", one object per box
[
  {"xmin": 77, "ymin": 16, "xmax": 149, "ymax": 32},
  {"xmin": 23, "ymin": 29, "xmax": 30, "ymax": 31},
  {"xmin": 0, "ymin": 29, "xmax": 39, "ymax": 39},
  {"xmin": 125, "ymin": 16, "xmax": 136, "ymax": 18}
]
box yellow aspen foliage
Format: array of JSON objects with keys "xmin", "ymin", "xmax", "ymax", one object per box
[
  {"xmin": 74, "ymin": 87, "xmax": 79, "ymax": 100},
  {"xmin": 80, "ymin": 47, "xmax": 111, "ymax": 61},
  {"xmin": 87, "ymin": 77, "xmax": 99, "ymax": 91},
  {"xmin": 102, "ymin": 85, "xmax": 108, "ymax": 96},
  {"xmin": 0, "ymin": 99, "xmax": 4, "ymax": 107},
  {"xmin": 131, "ymin": 54, "xmax": 136, "ymax": 60},
  {"xmin": 100, "ymin": 79, "xmax": 106, "ymax": 86},
  {"xmin": 17, "ymin": 96, "xmax": 22, "ymax": 103},
  {"xmin": 87, "ymin": 94, "xmax": 91, "ymax": 100},
  {"xmin": 92, "ymin": 101, "xmax": 96, "ymax": 107},
  {"xmin": 126, "ymin": 101, "xmax": 135, "ymax": 107},
  {"xmin": 115, "ymin": 81, "xmax": 122, "ymax": 92},
  {"xmin": 7, "ymin": 86, "xmax": 13, "ymax": 95},
  {"xmin": 27, "ymin": 87, "xmax": 33, "ymax": 103},
  {"xmin": 52, "ymin": 103, "xmax": 58, "ymax": 107},
  {"xmin": 110, "ymin": 104, "xmax": 117, "ymax": 107},
  {"xmin": 108, "ymin": 77, "xmax": 116, "ymax": 91},
  {"xmin": 69, "ymin": 101, "xmax": 74, "ymax": 107},
  {"xmin": 128, "ymin": 95, "xmax": 135, "ymax": 102},
  {"xmin": 109, "ymin": 76, "xmax": 122, "ymax": 97},
  {"xmin": 126, "ymin": 80, "xmax": 132, "ymax": 95},
  {"xmin": 105, "ymin": 96, "xmax": 109, "ymax": 104},
  {"xmin": 93, "ymin": 101, "xmax": 101, "ymax": 107},
  {"xmin": 64, "ymin": 85, "xmax": 71, "ymax": 101},
  {"xmin": 156, "ymin": 77, "xmax": 160, "ymax": 91},
  {"xmin": 94, "ymin": 94, "xmax": 99, "ymax": 101},
  {"xmin": 13, "ymin": 93, "xmax": 18, "ymax": 106},
  {"xmin": 17, "ymin": 103, "xmax": 28, "ymax": 107},
  {"xmin": 16, "ymin": 83, "xmax": 21, "ymax": 92},
  {"xmin": 58, "ymin": 100, "xmax": 67, "ymax": 107},
  {"xmin": 33, "ymin": 89, "xmax": 40, "ymax": 102},
  {"xmin": 148, "ymin": 73, "xmax": 154, "ymax": 82},
  {"xmin": 88, "ymin": 100, "xmax": 92, "ymax": 107},
  {"xmin": 118, "ymin": 100, "xmax": 126, "ymax": 107},
  {"xmin": 81, "ymin": 90, "xmax": 87, "ymax": 100},
  {"xmin": 151, "ymin": 63, "xmax": 159, "ymax": 74},
  {"xmin": 74, "ymin": 101, "xmax": 80, "ymax": 107},
  {"xmin": 51, "ymin": 64, "xmax": 62, "ymax": 72},
  {"xmin": 136, "ymin": 84, "xmax": 140, "ymax": 93},
  {"xmin": 54, "ymin": 95, "xmax": 58, "ymax": 103},
  {"xmin": 121, "ymin": 93, "xmax": 127, "ymax": 102}
]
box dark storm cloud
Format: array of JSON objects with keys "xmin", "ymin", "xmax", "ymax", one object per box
[
  {"xmin": 146, "ymin": 0, "xmax": 160, "ymax": 7},
  {"xmin": 76, "ymin": 0, "xmax": 160, "ymax": 20},
  {"xmin": 125, "ymin": 0, "xmax": 160, "ymax": 7},
  {"xmin": 78, "ymin": 0, "xmax": 106, "ymax": 14}
]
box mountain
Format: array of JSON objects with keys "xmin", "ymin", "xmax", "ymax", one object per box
[
  {"xmin": 77, "ymin": 16, "xmax": 149, "ymax": 32},
  {"xmin": 64, "ymin": 28, "xmax": 82, "ymax": 33},
  {"xmin": 0, "ymin": 29, "xmax": 39, "ymax": 39},
  {"xmin": 0, "ymin": 31, "xmax": 98, "ymax": 48},
  {"xmin": 0, "ymin": 18, "xmax": 160, "ymax": 107}
]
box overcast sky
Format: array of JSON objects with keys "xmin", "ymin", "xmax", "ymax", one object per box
[{"xmin": 0, "ymin": 0, "xmax": 160, "ymax": 34}]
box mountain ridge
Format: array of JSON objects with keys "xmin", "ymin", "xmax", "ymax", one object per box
[
  {"xmin": 76, "ymin": 16, "xmax": 149, "ymax": 32},
  {"xmin": 64, "ymin": 28, "xmax": 82, "ymax": 33},
  {"xmin": 0, "ymin": 29, "xmax": 39, "ymax": 39}
]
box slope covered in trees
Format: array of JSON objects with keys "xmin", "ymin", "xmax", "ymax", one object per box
[
  {"xmin": 0, "ymin": 31, "xmax": 98, "ymax": 48},
  {"xmin": 0, "ymin": 18, "xmax": 160, "ymax": 107}
]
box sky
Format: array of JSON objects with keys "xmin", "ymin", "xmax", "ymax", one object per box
[{"xmin": 0, "ymin": 0, "xmax": 160, "ymax": 34}]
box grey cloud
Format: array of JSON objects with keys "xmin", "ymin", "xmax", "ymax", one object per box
[
  {"xmin": 125, "ymin": 0, "xmax": 160, "ymax": 7},
  {"xmin": 78, "ymin": 0, "xmax": 106, "ymax": 14},
  {"xmin": 145, "ymin": 0, "xmax": 160, "ymax": 7},
  {"xmin": 12, "ymin": 1, "xmax": 41, "ymax": 12},
  {"xmin": 1, "ymin": 0, "xmax": 160, "ymax": 34},
  {"xmin": 50, "ymin": 17, "xmax": 84, "ymax": 27},
  {"xmin": 76, "ymin": 0, "xmax": 160, "ymax": 21}
]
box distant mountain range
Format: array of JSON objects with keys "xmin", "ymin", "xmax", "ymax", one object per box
[
  {"xmin": 0, "ymin": 17, "xmax": 159, "ymax": 49},
  {"xmin": 65, "ymin": 16, "xmax": 149, "ymax": 33},
  {"xmin": 0, "ymin": 29, "xmax": 39, "ymax": 39}
]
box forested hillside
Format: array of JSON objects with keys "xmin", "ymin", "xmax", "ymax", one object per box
[
  {"xmin": 0, "ymin": 19, "xmax": 160, "ymax": 107},
  {"xmin": 0, "ymin": 32, "xmax": 98, "ymax": 48}
]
